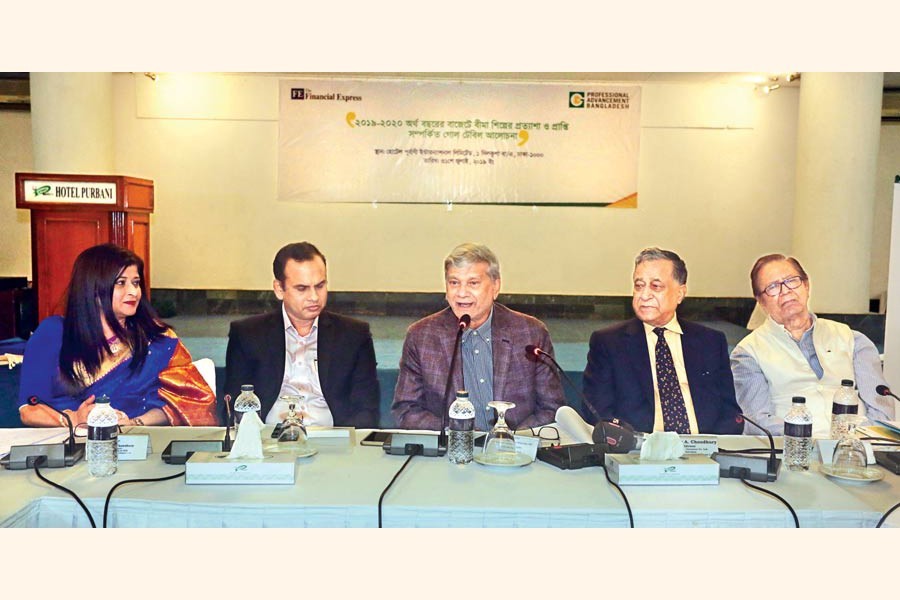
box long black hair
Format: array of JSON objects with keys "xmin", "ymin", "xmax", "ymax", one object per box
[{"xmin": 59, "ymin": 244, "xmax": 168, "ymax": 388}]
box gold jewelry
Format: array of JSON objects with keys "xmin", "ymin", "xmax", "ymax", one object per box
[
  {"xmin": 133, "ymin": 417, "xmax": 145, "ymax": 427},
  {"xmin": 59, "ymin": 413, "xmax": 67, "ymax": 428}
]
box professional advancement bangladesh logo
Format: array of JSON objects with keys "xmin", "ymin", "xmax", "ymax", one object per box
[{"xmin": 569, "ymin": 91, "xmax": 585, "ymax": 108}]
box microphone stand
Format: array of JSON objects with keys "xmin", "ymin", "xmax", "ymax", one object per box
[
  {"xmin": 711, "ymin": 413, "xmax": 780, "ymax": 482},
  {"xmin": 439, "ymin": 316, "xmax": 470, "ymax": 454},
  {"xmin": 528, "ymin": 345, "xmax": 602, "ymax": 423},
  {"xmin": 223, "ymin": 394, "xmax": 233, "ymax": 451},
  {"xmin": 1, "ymin": 397, "xmax": 85, "ymax": 469}
]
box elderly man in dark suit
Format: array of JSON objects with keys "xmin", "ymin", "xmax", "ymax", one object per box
[
  {"xmin": 392, "ymin": 243, "xmax": 564, "ymax": 431},
  {"xmin": 225, "ymin": 242, "xmax": 379, "ymax": 428},
  {"xmin": 582, "ymin": 247, "xmax": 743, "ymax": 434}
]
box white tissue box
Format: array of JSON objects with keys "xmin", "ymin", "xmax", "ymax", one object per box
[
  {"xmin": 185, "ymin": 451, "xmax": 296, "ymax": 485},
  {"xmin": 605, "ymin": 453, "xmax": 719, "ymax": 485}
]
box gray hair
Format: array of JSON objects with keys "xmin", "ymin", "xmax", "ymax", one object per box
[
  {"xmin": 634, "ymin": 247, "xmax": 688, "ymax": 285},
  {"xmin": 444, "ymin": 243, "xmax": 501, "ymax": 281}
]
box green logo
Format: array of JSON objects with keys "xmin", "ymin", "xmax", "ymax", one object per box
[
  {"xmin": 33, "ymin": 185, "xmax": 52, "ymax": 197},
  {"xmin": 569, "ymin": 91, "xmax": 585, "ymax": 108}
]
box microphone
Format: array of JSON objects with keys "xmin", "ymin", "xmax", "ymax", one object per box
[
  {"xmin": 711, "ymin": 413, "xmax": 780, "ymax": 482},
  {"xmin": 525, "ymin": 344, "xmax": 602, "ymax": 422},
  {"xmin": 436, "ymin": 313, "xmax": 471, "ymax": 454},
  {"xmin": 1, "ymin": 396, "xmax": 86, "ymax": 469},
  {"xmin": 29, "ymin": 396, "xmax": 78, "ymax": 455},
  {"xmin": 592, "ymin": 418, "xmax": 644, "ymax": 453},
  {"xmin": 223, "ymin": 394, "xmax": 233, "ymax": 451},
  {"xmin": 876, "ymin": 385, "xmax": 900, "ymax": 402}
]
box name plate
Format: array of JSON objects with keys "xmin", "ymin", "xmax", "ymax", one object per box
[
  {"xmin": 513, "ymin": 435, "xmax": 540, "ymax": 460},
  {"xmin": 680, "ymin": 436, "xmax": 718, "ymax": 456},
  {"xmin": 117, "ymin": 434, "xmax": 151, "ymax": 460}
]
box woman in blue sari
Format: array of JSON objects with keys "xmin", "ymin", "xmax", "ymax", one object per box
[{"xmin": 18, "ymin": 244, "xmax": 217, "ymax": 427}]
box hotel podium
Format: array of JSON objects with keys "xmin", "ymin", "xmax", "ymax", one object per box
[{"xmin": 15, "ymin": 173, "xmax": 154, "ymax": 320}]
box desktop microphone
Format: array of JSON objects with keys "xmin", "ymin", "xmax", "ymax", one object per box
[
  {"xmin": 28, "ymin": 396, "xmax": 79, "ymax": 456},
  {"xmin": 223, "ymin": 394, "xmax": 233, "ymax": 451},
  {"xmin": 876, "ymin": 385, "xmax": 900, "ymax": 402},
  {"xmin": 525, "ymin": 344, "xmax": 602, "ymax": 422},
  {"xmin": 1, "ymin": 396, "xmax": 86, "ymax": 469},
  {"xmin": 386, "ymin": 314, "xmax": 471, "ymax": 457},
  {"xmin": 711, "ymin": 414, "xmax": 780, "ymax": 482},
  {"xmin": 592, "ymin": 418, "xmax": 644, "ymax": 453}
]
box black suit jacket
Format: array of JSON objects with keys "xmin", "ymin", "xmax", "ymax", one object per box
[
  {"xmin": 582, "ymin": 317, "xmax": 743, "ymax": 434},
  {"xmin": 224, "ymin": 309, "xmax": 380, "ymax": 428}
]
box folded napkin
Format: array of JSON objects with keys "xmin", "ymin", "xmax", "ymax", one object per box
[
  {"xmin": 228, "ymin": 411, "xmax": 264, "ymax": 459},
  {"xmin": 639, "ymin": 431, "xmax": 685, "ymax": 461}
]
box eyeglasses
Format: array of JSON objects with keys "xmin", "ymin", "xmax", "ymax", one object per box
[
  {"xmin": 523, "ymin": 425, "xmax": 561, "ymax": 446},
  {"xmin": 762, "ymin": 275, "xmax": 804, "ymax": 297}
]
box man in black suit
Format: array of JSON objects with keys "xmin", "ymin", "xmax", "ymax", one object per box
[
  {"xmin": 582, "ymin": 247, "xmax": 742, "ymax": 434},
  {"xmin": 224, "ymin": 242, "xmax": 380, "ymax": 428}
]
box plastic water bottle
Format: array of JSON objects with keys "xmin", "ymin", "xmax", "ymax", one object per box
[
  {"xmin": 830, "ymin": 379, "xmax": 859, "ymax": 439},
  {"xmin": 447, "ymin": 390, "xmax": 474, "ymax": 464},
  {"xmin": 233, "ymin": 384, "xmax": 261, "ymax": 432},
  {"xmin": 784, "ymin": 396, "xmax": 813, "ymax": 471},
  {"xmin": 86, "ymin": 395, "xmax": 118, "ymax": 477}
]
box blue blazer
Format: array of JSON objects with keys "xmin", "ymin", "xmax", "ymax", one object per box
[{"xmin": 582, "ymin": 317, "xmax": 743, "ymax": 434}]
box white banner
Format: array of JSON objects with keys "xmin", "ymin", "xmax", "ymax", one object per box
[{"xmin": 278, "ymin": 79, "xmax": 641, "ymax": 205}]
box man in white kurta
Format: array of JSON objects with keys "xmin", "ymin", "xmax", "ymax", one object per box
[{"xmin": 731, "ymin": 254, "xmax": 895, "ymax": 437}]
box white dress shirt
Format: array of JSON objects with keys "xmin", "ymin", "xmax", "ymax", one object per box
[
  {"xmin": 643, "ymin": 316, "xmax": 700, "ymax": 434},
  {"xmin": 264, "ymin": 305, "xmax": 334, "ymax": 427}
]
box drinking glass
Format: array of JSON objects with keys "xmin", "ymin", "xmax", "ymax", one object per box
[
  {"xmin": 481, "ymin": 401, "xmax": 519, "ymax": 464},
  {"xmin": 831, "ymin": 415, "xmax": 867, "ymax": 477},
  {"xmin": 276, "ymin": 396, "xmax": 310, "ymax": 454}
]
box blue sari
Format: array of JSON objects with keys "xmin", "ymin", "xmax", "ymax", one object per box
[{"xmin": 18, "ymin": 316, "xmax": 216, "ymax": 425}]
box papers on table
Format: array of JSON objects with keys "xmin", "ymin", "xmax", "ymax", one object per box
[
  {"xmin": 858, "ymin": 420, "xmax": 900, "ymax": 446},
  {"xmin": 0, "ymin": 428, "xmax": 69, "ymax": 459}
]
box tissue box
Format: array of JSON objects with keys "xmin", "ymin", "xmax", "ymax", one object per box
[
  {"xmin": 605, "ymin": 453, "xmax": 719, "ymax": 485},
  {"xmin": 185, "ymin": 451, "xmax": 296, "ymax": 485}
]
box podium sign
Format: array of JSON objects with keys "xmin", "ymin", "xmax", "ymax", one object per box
[
  {"xmin": 15, "ymin": 173, "xmax": 154, "ymax": 320},
  {"xmin": 20, "ymin": 180, "xmax": 117, "ymax": 204}
]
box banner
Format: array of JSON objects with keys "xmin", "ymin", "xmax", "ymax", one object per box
[{"xmin": 278, "ymin": 79, "xmax": 641, "ymax": 206}]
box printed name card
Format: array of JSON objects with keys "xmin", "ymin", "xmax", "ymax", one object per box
[
  {"xmin": 680, "ymin": 436, "xmax": 719, "ymax": 456},
  {"xmin": 514, "ymin": 435, "xmax": 540, "ymax": 460},
  {"xmin": 117, "ymin": 434, "xmax": 150, "ymax": 460}
]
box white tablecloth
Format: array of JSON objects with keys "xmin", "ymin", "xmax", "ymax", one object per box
[{"xmin": 1, "ymin": 427, "xmax": 898, "ymax": 528}]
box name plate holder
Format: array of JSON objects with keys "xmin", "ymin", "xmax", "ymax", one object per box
[{"xmin": 117, "ymin": 434, "xmax": 151, "ymax": 460}]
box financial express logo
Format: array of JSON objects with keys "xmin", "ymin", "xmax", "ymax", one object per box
[{"xmin": 290, "ymin": 88, "xmax": 362, "ymax": 102}]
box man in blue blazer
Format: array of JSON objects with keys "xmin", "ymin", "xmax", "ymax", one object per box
[{"xmin": 583, "ymin": 248, "xmax": 743, "ymax": 434}]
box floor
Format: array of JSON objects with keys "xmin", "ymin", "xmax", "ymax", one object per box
[{"xmin": 168, "ymin": 313, "xmax": 753, "ymax": 372}]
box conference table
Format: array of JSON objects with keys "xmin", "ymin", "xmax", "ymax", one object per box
[{"xmin": 1, "ymin": 426, "xmax": 898, "ymax": 528}]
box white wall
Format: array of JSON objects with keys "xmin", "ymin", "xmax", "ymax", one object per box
[
  {"xmin": 0, "ymin": 110, "xmax": 33, "ymax": 278},
  {"xmin": 873, "ymin": 123, "xmax": 900, "ymax": 301},
  {"xmin": 2, "ymin": 73, "xmax": 895, "ymax": 300}
]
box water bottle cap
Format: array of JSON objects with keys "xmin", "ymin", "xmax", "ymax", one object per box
[
  {"xmin": 241, "ymin": 384, "xmax": 254, "ymax": 392},
  {"xmin": 841, "ymin": 379, "xmax": 854, "ymax": 386},
  {"xmin": 456, "ymin": 390, "xmax": 469, "ymax": 398},
  {"xmin": 791, "ymin": 396, "xmax": 806, "ymax": 404},
  {"xmin": 95, "ymin": 395, "xmax": 111, "ymax": 404}
]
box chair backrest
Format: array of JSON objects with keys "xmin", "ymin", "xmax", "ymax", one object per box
[{"xmin": 192, "ymin": 358, "xmax": 216, "ymax": 396}]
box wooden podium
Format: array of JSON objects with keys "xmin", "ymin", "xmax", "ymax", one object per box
[{"xmin": 15, "ymin": 173, "xmax": 154, "ymax": 320}]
